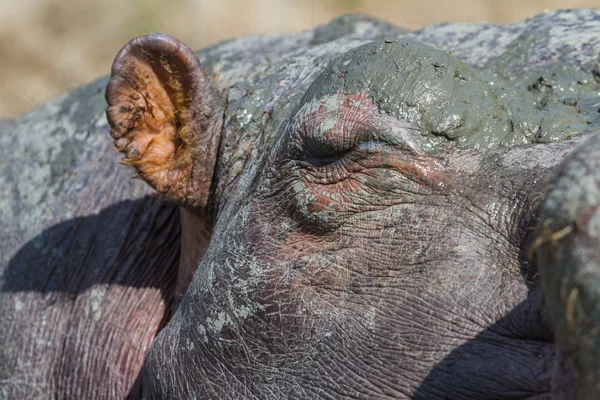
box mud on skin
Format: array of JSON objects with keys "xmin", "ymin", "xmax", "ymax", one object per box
[{"xmin": 2, "ymin": 9, "xmax": 600, "ymax": 400}]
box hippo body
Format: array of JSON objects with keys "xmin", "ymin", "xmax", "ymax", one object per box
[{"xmin": 2, "ymin": 10, "xmax": 600, "ymax": 399}]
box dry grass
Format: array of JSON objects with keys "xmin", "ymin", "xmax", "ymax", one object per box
[{"xmin": 2, "ymin": 0, "xmax": 599, "ymax": 118}]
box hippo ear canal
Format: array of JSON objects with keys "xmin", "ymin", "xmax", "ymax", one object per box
[{"xmin": 105, "ymin": 33, "xmax": 224, "ymax": 212}]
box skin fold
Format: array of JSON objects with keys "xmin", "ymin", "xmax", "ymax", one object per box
[{"xmin": 3, "ymin": 10, "xmax": 600, "ymax": 400}]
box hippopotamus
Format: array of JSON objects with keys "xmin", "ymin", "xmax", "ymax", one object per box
[{"xmin": 2, "ymin": 9, "xmax": 600, "ymax": 399}]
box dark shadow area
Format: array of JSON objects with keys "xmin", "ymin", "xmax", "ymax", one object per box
[
  {"xmin": 412, "ymin": 193, "xmax": 559, "ymax": 399},
  {"xmin": 413, "ymin": 245, "xmax": 557, "ymax": 398},
  {"xmin": 2, "ymin": 195, "xmax": 180, "ymax": 300},
  {"xmin": 2, "ymin": 196, "xmax": 181, "ymax": 399},
  {"xmin": 413, "ymin": 297, "xmax": 555, "ymax": 399}
]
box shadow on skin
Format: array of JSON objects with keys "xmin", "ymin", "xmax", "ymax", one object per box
[
  {"xmin": 2, "ymin": 196, "xmax": 180, "ymax": 399},
  {"xmin": 2, "ymin": 196, "xmax": 180, "ymax": 299},
  {"xmin": 413, "ymin": 298, "xmax": 554, "ymax": 399},
  {"xmin": 412, "ymin": 211, "xmax": 555, "ymax": 398},
  {"xmin": 413, "ymin": 240, "xmax": 555, "ymax": 399}
]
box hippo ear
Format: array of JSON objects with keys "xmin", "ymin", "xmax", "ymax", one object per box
[{"xmin": 106, "ymin": 33, "xmax": 224, "ymax": 213}]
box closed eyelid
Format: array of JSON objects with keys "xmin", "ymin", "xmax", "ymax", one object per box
[
  {"xmin": 290, "ymin": 92, "xmax": 422, "ymax": 155},
  {"xmin": 297, "ymin": 122, "xmax": 419, "ymax": 161}
]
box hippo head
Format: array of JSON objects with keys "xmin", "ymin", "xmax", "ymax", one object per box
[{"xmin": 106, "ymin": 28, "xmax": 600, "ymax": 398}]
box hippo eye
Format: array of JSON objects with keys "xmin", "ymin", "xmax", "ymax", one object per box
[
  {"xmin": 275, "ymin": 130, "xmax": 443, "ymax": 233},
  {"xmin": 301, "ymin": 140, "xmax": 385, "ymax": 168},
  {"xmin": 294, "ymin": 139, "xmax": 407, "ymax": 186},
  {"xmin": 271, "ymin": 107, "xmax": 444, "ymax": 232},
  {"xmin": 301, "ymin": 143, "xmax": 351, "ymax": 168}
]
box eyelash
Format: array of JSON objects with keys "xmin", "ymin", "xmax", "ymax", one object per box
[
  {"xmin": 295, "ymin": 141, "xmax": 395, "ymax": 185},
  {"xmin": 304, "ymin": 139, "xmax": 388, "ymax": 161},
  {"xmin": 301, "ymin": 146, "xmax": 352, "ymax": 168}
]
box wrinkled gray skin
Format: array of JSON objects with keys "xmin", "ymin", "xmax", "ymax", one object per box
[{"xmin": 2, "ymin": 10, "xmax": 600, "ymax": 399}]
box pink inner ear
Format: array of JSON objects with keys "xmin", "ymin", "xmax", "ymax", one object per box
[
  {"xmin": 105, "ymin": 54, "xmax": 182, "ymax": 187},
  {"xmin": 105, "ymin": 33, "xmax": 224, "ymax": 211},
  {"xmin": 105, "ymin": 35, "xmax": 200, "ymax": 203}
]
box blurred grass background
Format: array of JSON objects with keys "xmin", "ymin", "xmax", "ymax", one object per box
[{"xmin": 2, "ymin": 0, "xmax": 599, "ymax": 118}]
